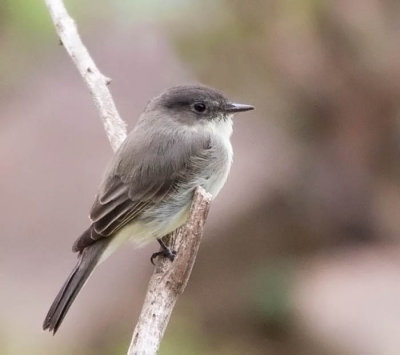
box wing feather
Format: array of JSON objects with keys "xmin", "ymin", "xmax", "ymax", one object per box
[{"xmin": 73, "ymin": 128, "xmax": 211, "ymax": 252}]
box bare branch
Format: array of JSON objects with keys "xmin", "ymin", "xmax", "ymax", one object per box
[
  {"xmin": 128, "ymin": 187, "xmax": 212, "ymax": 355},
  {"xmin": 44, "ymin": 2, "xmax": 212, "ymax": 354},
  {"xmin": 44, "ymin": 0, "xmax": 127, "ymax": 151}
]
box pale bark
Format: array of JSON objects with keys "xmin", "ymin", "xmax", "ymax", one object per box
[
  {"xmin": 44, "ymin": 0, "xmax": 127, "ymax": 152},
  {"xmin": 128, "ymin": 187, "xmax": 211, "ymax": 355}
]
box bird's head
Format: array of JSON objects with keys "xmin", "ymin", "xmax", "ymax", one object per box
[{"xmin": 146, "ymin": 85, "xmax": 254, "ymax": 126}]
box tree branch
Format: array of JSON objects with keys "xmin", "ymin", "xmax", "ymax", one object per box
[
  {"xmin": 44, "ymin": 1, "xmax": 212, "ymax": 354},
  {"xmin": 128, "ymin": 187, "xmax": 212, "ymax": 355},
  {"xmin": 44, "ymin": 0, "xmax": 127, "ymax": 151}
]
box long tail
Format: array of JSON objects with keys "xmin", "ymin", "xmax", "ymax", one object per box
[{"xmin": 43, "ymin": 239, "xmax": 109, "ymax": 334}]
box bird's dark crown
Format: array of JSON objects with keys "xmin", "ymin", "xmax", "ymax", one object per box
[
  {"xmin": 145, "ymin": 85, "xmax": 254, "ymax": 122},
  {"xmin": 149, "ymin": 85, "xmax": 228, "ymax": 118},
  {"xmin": 160, "ymin": 85, "xmax": 227, "ymax": 107}
]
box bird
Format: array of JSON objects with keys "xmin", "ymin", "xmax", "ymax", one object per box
[{"xmin": 42, "ymin": 85, "xmax": 254, "ymax": 334}]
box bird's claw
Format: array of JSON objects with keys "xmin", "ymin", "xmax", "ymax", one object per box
[{"xmin": 150, "ymin": 239, "xmax": 176, "ymax": 265}]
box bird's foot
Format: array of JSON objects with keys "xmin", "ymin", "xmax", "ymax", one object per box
[{"xmin": 150, "ymin": 238, "xmax": 176, "ymax": 265}]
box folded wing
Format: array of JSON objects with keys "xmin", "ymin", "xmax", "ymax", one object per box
[{"xmin": 72, "ymin": 131, "xmax": 211, "ymax": 252}]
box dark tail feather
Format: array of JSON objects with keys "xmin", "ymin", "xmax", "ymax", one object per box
[{"xmin": 43, "ymin": 240, "xmax": 108, "ymax": 334}]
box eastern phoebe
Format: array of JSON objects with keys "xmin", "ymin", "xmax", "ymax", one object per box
[{"xmin": 43, "ymin": 85, "xmax": 254, "ymax": 333}]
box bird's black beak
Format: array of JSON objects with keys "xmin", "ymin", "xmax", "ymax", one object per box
[{"xmin": 224, "ymin": 102, "xmax": 255, "ymax": 113}]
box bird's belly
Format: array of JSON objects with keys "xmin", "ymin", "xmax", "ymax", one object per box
[
  {"xmin": 202, "ymin": 151, "xmax": 232, "ymax": 199},
  {"xmin": 203, "ymin": 167, "xmax": 230, "ymax": 198},
  {"xmin": 99, "ymin": 202, "xmax": 190, "ymax": 262}
]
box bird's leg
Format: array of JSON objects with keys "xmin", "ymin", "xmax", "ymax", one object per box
[{"xmin": 150, "ymin": 238, "xmax": 177, "ymax": 265}]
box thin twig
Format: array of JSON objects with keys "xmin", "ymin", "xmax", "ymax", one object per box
[
  {"xmin": 128, "ymin": 187, "xmax": 212, "ymax": 355},
  {"xmin": 44, "ymin": 1, "xmax": 212, "ymax": 354},
  {"xmin": 44, "ymin": 0, "xmax": 127, "ymax": 151}
]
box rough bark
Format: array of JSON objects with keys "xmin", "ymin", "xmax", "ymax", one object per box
[
  {"xmin": 128, "ymin": 187, "xmax": 211, "ymax": 355},
  {"xmin": 44, "ymin": 0, "xmax": 127, "ymax": 151}
]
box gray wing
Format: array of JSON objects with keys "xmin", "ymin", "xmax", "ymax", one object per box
[{"xmin": 72, "ymin": 130, "xmax": 211, "ymax": 252}]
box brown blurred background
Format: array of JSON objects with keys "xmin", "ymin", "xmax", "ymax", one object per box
[{"xmin": 1, "ymin": 0, "xmax": 400, "ymax": 354}]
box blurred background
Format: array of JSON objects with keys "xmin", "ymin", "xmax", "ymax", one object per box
[{"xmin": 1, "ymin": 0, "xmax": 400, "ymax": 354}]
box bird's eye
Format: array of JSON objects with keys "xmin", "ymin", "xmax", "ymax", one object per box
[{"xmin": 192, "ymin": 102, "xmax": 207, "ymax": 113}]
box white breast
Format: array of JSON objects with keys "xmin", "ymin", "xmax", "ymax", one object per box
[
  {"xmin": 203, "ymin": 116, "xmax": 233, "ymax": 198},
  {"xmin": 208, "ymin": 115, "xmax": 233, "ymax": 153}
]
